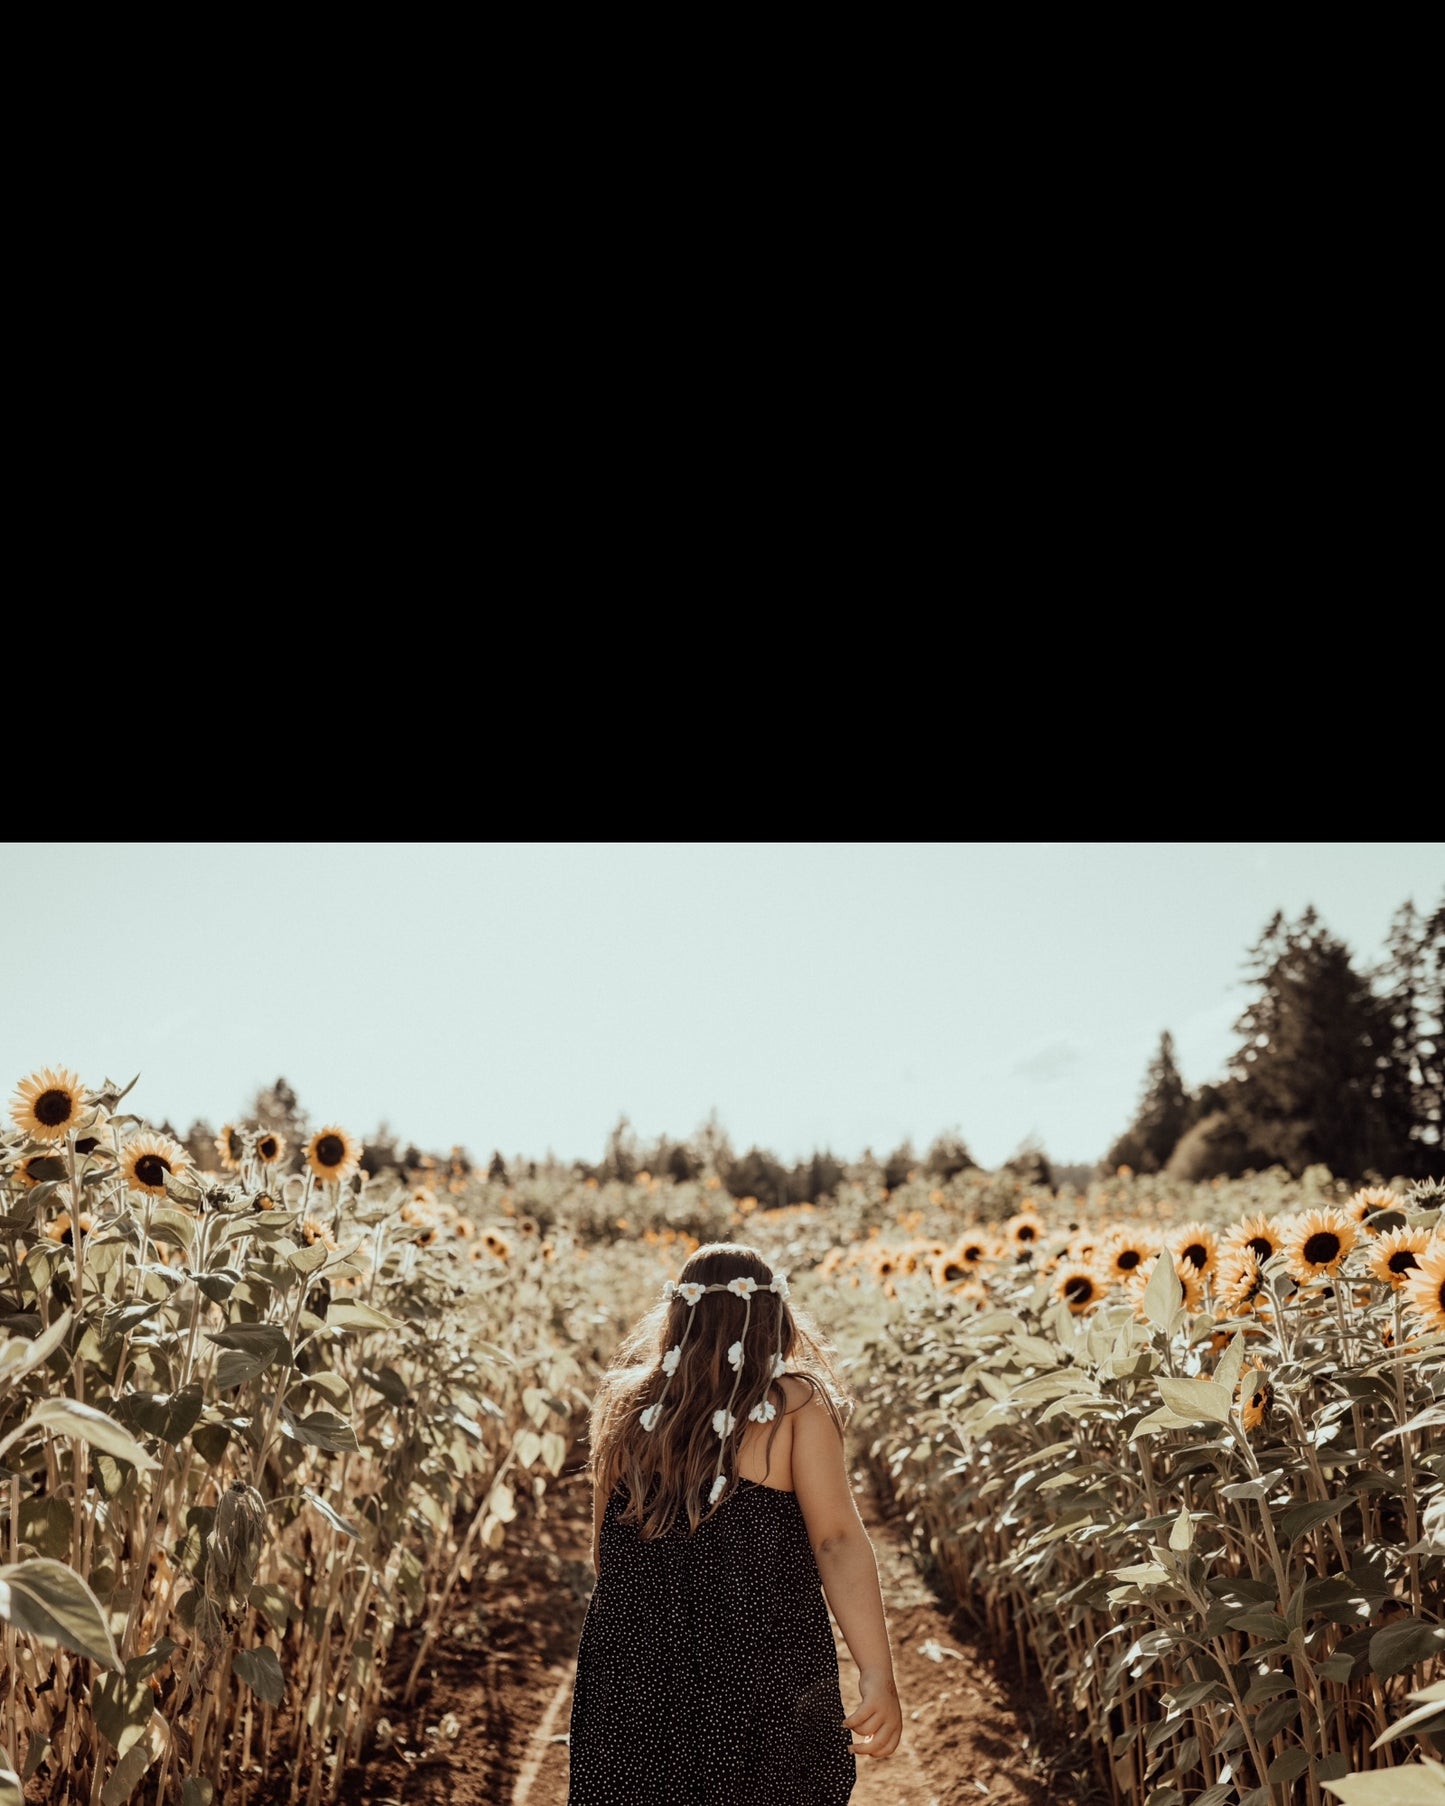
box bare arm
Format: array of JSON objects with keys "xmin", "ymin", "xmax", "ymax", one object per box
[{"xmin": 791, "ymin": 1394, "xmax": 902, "ymax": 1757}]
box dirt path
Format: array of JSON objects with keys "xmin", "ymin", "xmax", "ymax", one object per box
[{"xmin": 322, "ymin": 1459, "xmax": 1103, "ymax": 1806}]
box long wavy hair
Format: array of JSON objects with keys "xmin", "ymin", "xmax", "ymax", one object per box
[{"xmin": 588, "ymin": 1242, "xmax": 852, "ymax": 1538}]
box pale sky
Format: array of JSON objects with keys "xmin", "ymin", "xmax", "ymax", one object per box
[{"xmin": 2, "ymin": 843, "xmax": 1441, "ymax": 1172}]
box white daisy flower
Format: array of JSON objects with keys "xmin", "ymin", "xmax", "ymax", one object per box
[
  {"xmin": 712, "ymin": 1409, "xmax": 735, "ymax": 1439},
  {"xmin": 662, "ymin": 1345, "xmax": 682, "ymax": 1376},
  {"xmin": 726, "ymin": 1276, "xmax": 757, "ymax": 1298},
  {"xmin": 748, "ymin": 1399, "xmax": 777, "ymax": 1423},
  {"xmin": 727, "ymin": 1340, "xmax": 744, "ymax": 1371},
  {"xmin": 641, "ymin": 1403, "xmax": 662, "ymax": 1431},
  {"xmin": 678, "ymin": 1282, "xmax": 706, "ymax": 1306}
]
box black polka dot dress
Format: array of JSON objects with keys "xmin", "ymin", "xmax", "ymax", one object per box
[{"xmin": 567, "ymin": 1478, "xmax": 856, "ymax": 1804}]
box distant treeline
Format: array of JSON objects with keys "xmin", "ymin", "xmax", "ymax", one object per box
[
  {"xmin": 164, "ymin": 894, "xmax": 1442, "ymax": 1202},
  {"xmin": 1104, "ymin": 896, "xmax": 1444, "ymax": 1185}
]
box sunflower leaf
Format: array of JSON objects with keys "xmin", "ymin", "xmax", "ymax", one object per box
[
  {"xmin": 0, "ymin": 1309, "xmax": 73, "ymax": 1386},
  {"xmin": 27, "ymin": 1399, "xmax": 161, "ymax": 1471},
  {"xmin": 0, "ymin": 1557, "xmax": 123, "ymax": 1670},
  {"xmin": 1157, "ymin": 1378, "xmax": 1234, "ymax": 1425},
  {"xmin": 1143, "ymin": 1254, "xmax": 1183, "ymax": 1333}
]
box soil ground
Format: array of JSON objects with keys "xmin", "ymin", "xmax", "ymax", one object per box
[{"xmin": 290, "ymin": 1457, "xmax": 1108, "ymax": 1806}]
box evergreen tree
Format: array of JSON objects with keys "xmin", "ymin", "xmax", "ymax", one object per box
[
  {"xmin": 1228, "ymin": 906, "xmax": 1402, "ymax": 1180},
  {"xmin": 1106, "ymin": 1031, "xmax": 1191, "ymax": 1173},
  {"xmin": 1376, "ymin": 896, "xmax": 1445, "ymax": 1177}
]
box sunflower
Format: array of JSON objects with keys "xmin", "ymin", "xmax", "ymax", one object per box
[
  {"xmin": 214, "ymin": 1124, "xmax": 245, "ymax": 1172},
  {"xmin": 453, "ymin": 1217, "xmax": 476, "ymax": 1239},
  {"xmin": 1220, "ymin": 1213, "xmax": 1285, "ymax": 1268},
  {"xmin": 300, "ymin": 1217, "xmax": 338, "ymax": 1250},
  {"xmin": 482, "ymin": 1229, "xmax": 512, "ymax": 1262},
  {"xmin": 1282, "ymin": 1207, "xmax": 1358, "ymax": 1284},
  {"xmin": 1005, "ymin": 1212, "xmax": 1045, "ymax": 1253},
  {"xmin": 957, "ymin": 1232, "xmax": 996, "ymax": 1267},
  {"xmin": 1348, "ymin": 1185, "xmax": 1403, "ymax": 1233},
  {"xmin": 929, "ymin": 1251, "xmax": 974, "ymax": 1290},
  {"xmin": 305, "ymin": 1126, "xmax": 361, "ymax": 1186},
  {"xmin": 1101, "ymin": 1232, "xmax": 1157, "ymax": 1286},
  {"xmin": 254, "ymin": 1130, "xmax": 286, "ymax": 1166},
  {"xmin": 1402, "ymin": 1242, "xmax": 1445, "ymax": 1337},
  {"xmin": 44, "ymin": 1210, "xmax": 94, "ymax": 1245},
  {"xmin": 1053, "ymin": 1265, "xmax": 1104, "ymax": 1315},
  {"xmin": 1238, "ymin": 1369, "xmax": 1273, "ymax": 1433},
  {"xmin": 121, "ymin": 1132, "xmax": 193, "ymax": 1198},
  {"xmin": 1368, "ymin": 1226, "xmax": 1433, "ymax": 1290},
  {"xmin": 12, "ymin": 1152, "xmax": 66, "ymax": 1189},
  {"xmin": 10, "ymin": 1067, "xmax": 88, "ymax": 1142},
  {"xmin": 1125, "ymin": 1254, "xmax": 1204, "ymax": 1318},
  {"xmin": 1169, "ymin": 1222, "xmax": 1220, "ymax": 1281},
  {"xmin": 1215, "ymin": 1248, "xmax": 1270, "ymax": 1318}
]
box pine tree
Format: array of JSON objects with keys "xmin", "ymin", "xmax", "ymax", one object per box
[
  {"xmin": 1376, "ymin": 894, "xmax": 1445, "ymax": 1175},
  {"xmin": 1228, "ymin": 906, "xmax": 1402, "ymax": 1180}
]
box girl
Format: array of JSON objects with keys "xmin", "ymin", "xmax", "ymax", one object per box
[{"xmin": 567, "ymin": 1242, "xmax": 902, "ymax": 1805}]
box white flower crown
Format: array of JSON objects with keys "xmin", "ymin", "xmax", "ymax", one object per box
[{"xmin": 644, "ymin": 1270, "xmax": 792, "ymax": 1508}]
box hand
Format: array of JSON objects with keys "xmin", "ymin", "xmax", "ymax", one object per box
[{"xmin": 842, "ymin": 1670, "xmax": 902, "ymax": 1758}]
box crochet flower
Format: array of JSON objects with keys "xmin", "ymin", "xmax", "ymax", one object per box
[
  {"xmin": 678, "ymin": 1282, "xmax": 706, "ymax": 1307},
  {"xmin": 769, "ymin": 1272, "xmax": 790, "ymax": 1298},
  {"xmin": 662, "ymin": 1345, "xmax": 682, "ymax": 1376},
  {"xmin": 662, "ymin": 1280, "xmax": 677, "ymax": 1301},
  {"xmin": 726, "ymin": 1277, "xmax": 757, "ymax": 1298},
  {"xmin": 727, "ymin": 1340, "xmax": 744, "ymax": 1371},
  {"xmin": 641, "ymin": 1403, "xmax": 662, "ymax": 1431},
  {"xmin": 770, "ymin": 1353, "xmax": 787, "ymax": 1379},
  {"xmin": 712, "ymin": 1409, "xmax": 735, "ymax": 1439},
  {"xmin": 709, "ymin": 1474, "xmax": 727, "ymax": 1505},
  {"xmin": 748, "ymin": 1399, "xmax": 777, "ymax": 1423}
]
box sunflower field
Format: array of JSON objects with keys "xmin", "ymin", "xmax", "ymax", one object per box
[{"xmin": 3, "ymin": 1066, "xmax": 1445, "ymax": 1805}]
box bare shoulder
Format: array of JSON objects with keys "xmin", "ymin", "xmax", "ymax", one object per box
[{"xmin": 778, "ymin": 1374, "xmax": 818, "ymax": 1415}]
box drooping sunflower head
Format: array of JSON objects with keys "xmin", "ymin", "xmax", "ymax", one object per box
[
  {"xmin": 214, "ymin": 1124, "xmax": 245, "ymax": 1172},
  {"xmin": 1169, "ymin": 1222, "xmax": 1220, "ymax": 1281},
  {"xmin": 121, "ymin": 1132, "xmax": 193, "ymax": 1198},
  {"xmin": 1102, "ymin": 1231, "xmax": 1158, "ymax": 1286},
  {"xmin": 1368, "ymin": 1226, "xmax": 1433, "ymax": 1291},
  {"xmin": 1238, "ymin": 1368, "xmax": 1274, "ymax": 1433},
  {"xmin": 1283, "ymin": 1207, "xmax": 1358, "ymax": 1284},
  {"xmin": 1053, "ymin": 1264, "xmax": 1103, "ymax": 1316},
  {"xmin": 1221, "ymin": 1213, "xmax": 1284, "ymax": 1269},
  {"xmin": 1402, "ymin": 1241, "xmax": 1445, "ymax": 1337},
  {"xmin": 1216, "ymin": 1248, "xmax": 1270, "ymax": 1319},
  {"xmin": 254, "ymin": 1130, "xmax": 286, "ymax": 1166},
  {"xmin": 10, "ymin": 1067, "xmax": 89, "ymax": 1143},
  {"xmin": 305, "ymin": 1126, "xmax": 361, "ymax": 1186},
  {"xmin": 300, "ymin": 1216, "xmax": 338, "ymax": 1251}
]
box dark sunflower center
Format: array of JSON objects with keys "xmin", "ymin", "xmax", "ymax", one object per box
[
  {"xmin": 1303, "ymin": 1231, "xmax": 1341, "ymax": 1265},
  {"xmin": 963, "ymin": 1245, "xmax": 983, "ymax": 1262},
  {"xmin": 74, "ymin": 1136, "xmax": 100, "ymax": 1154},
  {"xmin": 1182, "ymin": 1243, "xmax": 1208, "ymax": 1269},
  {"xmin": 1017, "ymin": 1224, "xmax": 1036, "ymax": 1242},
  {"xmin": 1116, "ymin": 1248, "xmax": 1141, "ymax": 1271},
  {"xmin": 315, "ymin": 1134, "xmax": 345, "ymax": 1167},
  {"xmin": 1251, "ymin": 1389, "xmax": 1267, "ymax": 1410},
  {"xmin": 1438, "ymin": 1279, "xmax": 1445, "ymax": 1313},
  {"xmin": 1389, "ymin": 1250, "xmax": 1420, "ymax": 1274},
  {"xmin": 258, "ymin": 1136, "xmax": 278, "ymax": 1160},
  {"xmin": 942, "ymin": 1264, "xmax": 966, "ymax": 1283},
  {"xmin": 877, "ymin": 1262, "xmax": 895, "ymax": 1276},
  {"xmin": 1064, "ymin": 1276, "xmax": 1093, "ymax": 1305},
  {"xmin": 227, "ymin": 1129, "xmax": 242, "ymax": 1157},
  {"xmin": 1248, "ymin": 1237, "xmax": 1274, "ymax": 1261},
  {"xmin": 135, "ymin": 1153, "xmax": 171, "ymax": 1187},
  {"xmin": 35, "ymin": 1089, "xmax": 74, "ymax": 1126}
]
